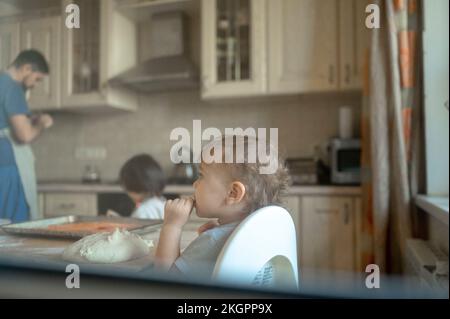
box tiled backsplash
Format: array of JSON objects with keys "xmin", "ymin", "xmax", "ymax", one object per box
[{"xmin": 33, "ymin": 90, "xmax": 362, "ymax": 182}]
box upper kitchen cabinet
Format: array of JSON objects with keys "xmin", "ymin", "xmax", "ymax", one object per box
[
  {"xmin": 0, "ymin": 20, "xmax": 20, "ymax": 72},
  {"xmin": 338, "ymin": 0, "xmax": 371, "ymax": 90},
  {"xmin": 268, "ymin": 0, "xmax": 370, "ymax": 94},
  {"xmin": 201, "ymin": 0, "xmax": 266, "ymax": 99},
  {"xmin": 268, "ymin": 0, "xmax": 339, "ymax": 94},
  {"xmin": 21, "ymin": 15, "xmax": 62, "ymax": 110},
  {"xmin": 354, "ymin": 0, "xmax": 371, "ymax": 89},
  {"xmin": 61, "ymin": 0, "xmax": 138, "ymax": 112},
  {"xmin": 202, "ymin": 0, "xmax": 369, "ymax": 99}
]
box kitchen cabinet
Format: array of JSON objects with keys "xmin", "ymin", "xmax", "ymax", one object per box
[
  {"xmin": 282, "ymin": 195, "xmax": 301, "ymax": 281},
  {"xmin": 299, "ymin": 196, "xmax": 356, "ymax": 279},
  {"xmin": 268, "ymin": 0, "xmax": 369, "ymax": 94},
  {"xmin": 1, "ymin": 0, "xmax": 139, "ymax": 112},
  {"xmin": 338, "ymin": 0, "xmax": 371, "ymax": 90},
  {"xmin": 61, "ymin": 0, "xmax": 139, "ymax": 112},
  {"xmin": 354, "ymin": 196, "xmax": 362, "ymax": 271},
  {"xmin": 354, "ymin": 0, "xmax": 371, "ymax": 89},
  {"xmin": 283, "ymin": 194, "xmax": 361, "ymax": 286},
  {"xmin": 202, "ymin": 0, "xmax": 369, "ymax": 98},
  {"xmin": 20, "ymin": 15, "xmax": 62, "ymax": 110},
  {"xmin": 268, "ymin": 0, "xmax": 339, "ymax": 94},
  {"xmin": 201, "ymin": 0, "xmax": 267, "ymax": 98},
  {"xmin": 339, "ymin": 0, "xmax": 357, "ymax": 90},
  {"xmin": 0, "ymin": 20, "xmax": 20, "ymax": 71},
  {"xmin": 42, "ymin": 193, "xmax": 97, "ymax": 217}
]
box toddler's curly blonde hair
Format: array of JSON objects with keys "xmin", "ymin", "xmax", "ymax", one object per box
[{"xmin": 201, "ymin": 135, "xmax": 290, "ymax": 213}]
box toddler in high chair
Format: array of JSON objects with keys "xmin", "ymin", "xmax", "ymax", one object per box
[{"xmin": 154, "ymin": 136, "xmax": 289, "ymax": 278}]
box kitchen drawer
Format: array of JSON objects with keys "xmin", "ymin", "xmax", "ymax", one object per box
[{"xmin": 44, "ymin": 193, "xmax": 97, "ymax": 217}]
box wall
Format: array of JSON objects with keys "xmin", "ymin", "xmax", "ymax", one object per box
[
  {"xmin": 428, "ymin": 215, "xmax": 449, "ymax": 256},
  {"xmin": 423, "ymin": 0, "xmax": 449, "ymax": 196},
  {"xmin": 33, "ymin": 91, "xmax": 362, "ymax": 182}
]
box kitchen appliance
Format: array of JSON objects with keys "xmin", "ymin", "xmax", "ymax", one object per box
[
  {"xmin": 168, "ymin": 162, "xmax": 198, "ymax": 185},
  {"xmin": 82, "ymin": 165, "xmax": 101, "ymax": 184},
  {"xmin": 285, "ymin": 158, "xmax": 319, "ymax": 185},
  {"xmin": 167, "ymin": 145, "xmax": 198, "ymax": 184},
  {"xmin": 109, "ymin": 11, "xmax": 198, "ymax": 92},
  {"xmin": 330, "ymin": 138, "xmax": 361, "ymax": 185}
]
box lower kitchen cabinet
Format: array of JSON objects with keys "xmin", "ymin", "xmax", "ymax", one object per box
[
  {"xmin": 281, "ymin": 195, "xmax": 301, "ymax": 270},
  {"xmin": 300, "ymin": 196, "xmax": 355, "ymax": 273},
  {"xmin": 41, "ymin": 193, "xmax": 97, "ymax": 217},
  {"xmin": 283, "ymin": 194, "xmax": 360, "ymax": 286}
]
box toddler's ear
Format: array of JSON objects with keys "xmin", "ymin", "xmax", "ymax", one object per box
[{"xmin": 226, "ymin": 181, "xmax": 246, "ymax": 205}]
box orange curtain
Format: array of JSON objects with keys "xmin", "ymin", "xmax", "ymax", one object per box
[{"xmin": 359, "ymin": 0, "xmax": 424, "ymax": 273}]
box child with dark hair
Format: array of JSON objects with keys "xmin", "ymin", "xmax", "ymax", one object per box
[{"xmin": 119, "ymin": 154, "xmax": 166, "ymax": 219}]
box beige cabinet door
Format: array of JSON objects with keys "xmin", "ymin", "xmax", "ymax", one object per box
[
  {"xmin": 201, "ymin": 0, "xmax": 267, "ymax": 98},
  {"xmin": 338, "ymin": 0, "xmax": 357, "ymax": 90},
  {"xmin": 282, "ymin": 195, "xmax": 301, "ymax": 284},
  {"xmin": 60, "ymin": 0, "xmax": 138, "ymax": 111},
  {"xmin": 44, "ymin": 193, "xmax": 97, "ymax": 217},
  {"xmin": 300, "ymin": 196, "xmax": 355, "ymax": 274},
  {"xmin": 20, "ymin": 16, "xmax": 61, "ymax": 110},
  {"xmin": 268, "ymin": 0, "xmax": 339, "ymax": 94},
  {"xmin": 354, "ymin": 0, "xmax": 371, "ymax": 88},
  {"xmin": 339, "ymin": 0, "xmax": 372, "ymax": 90},
  {"xmin": 339, "ymin": 0, "xmax": 371, "ymax": 90},
  {"xmin": 0, "ymin": 21, "xmax": 20, "ymax": 71},
  {"xmin": 353, "ymin": 196, "xmax": 362, "ymax": 271}
]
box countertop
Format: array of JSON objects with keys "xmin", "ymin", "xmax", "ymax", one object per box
[{"xmin": 37, "ymin": 182, "xmax": 362, "ymax": 196}]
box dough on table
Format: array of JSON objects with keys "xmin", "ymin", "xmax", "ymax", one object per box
[{"xmin": 62, "ymin": 228, "xmax": 154, "ymax": 264}]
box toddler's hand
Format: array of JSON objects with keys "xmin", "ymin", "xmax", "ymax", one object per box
[{"xmin": 164, "ymin": 197, "xmax": 194, "ymax": 228}]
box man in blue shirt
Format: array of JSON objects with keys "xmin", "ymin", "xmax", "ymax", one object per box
[{"xmin": 0, "ymin": 50, "xmax": 53, "ymax": 223}]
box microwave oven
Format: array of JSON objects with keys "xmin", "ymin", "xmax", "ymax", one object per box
[{"xmin": 330, "ymin": 138, "xmax": 361, "ymax": 185}]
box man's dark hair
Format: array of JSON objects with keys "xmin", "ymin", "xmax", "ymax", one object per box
[
  {"xmin": 11, "ymin": 49, "xmax": 50, "ymax": 74},
  {"xmin": 120, "ymin": 154, "xmax": 166, "ymax": 196}
]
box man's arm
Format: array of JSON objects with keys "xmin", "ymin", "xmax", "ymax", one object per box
[{"xmin": 9, "ymin": 114, "xmax": 53, "ymax": 144}]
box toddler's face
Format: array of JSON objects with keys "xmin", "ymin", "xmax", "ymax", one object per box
[{"xmin": 193, "ymin": 163, "xmax": 229, "ymax": 218}]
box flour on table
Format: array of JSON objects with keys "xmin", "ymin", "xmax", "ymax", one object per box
[{"xmin": 62, "ymin": 228, "xmax": 153, "ymax": 264}]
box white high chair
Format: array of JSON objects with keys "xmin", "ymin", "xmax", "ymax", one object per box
[{"xmin": 212, "ymin": 205, "xmax": 299, "ymax": 290}]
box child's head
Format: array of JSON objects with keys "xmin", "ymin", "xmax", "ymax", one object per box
[
  {"xmin": 120, "ymin": 154, "xmax": 165, "ymax": 204},
  {"xmin": 193, "ymin": 136, "xmax": 289, "ymax": 222}
]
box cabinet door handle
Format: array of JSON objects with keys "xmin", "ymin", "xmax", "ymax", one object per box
[
  {"xmin": 345, "ymin": 64, "xmax": 351, "ymax": 84},
  {"xmin": 328, "ymin": 65, "xmax": 335, "ymax": 84},
  {"xmin": 343, "ymin": 203, "xmax": 350, "ymax": 225}
]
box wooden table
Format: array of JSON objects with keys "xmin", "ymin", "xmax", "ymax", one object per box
[{"xmin": 0, "ymin": 220, "xmax": 204, "ymax": 272}]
